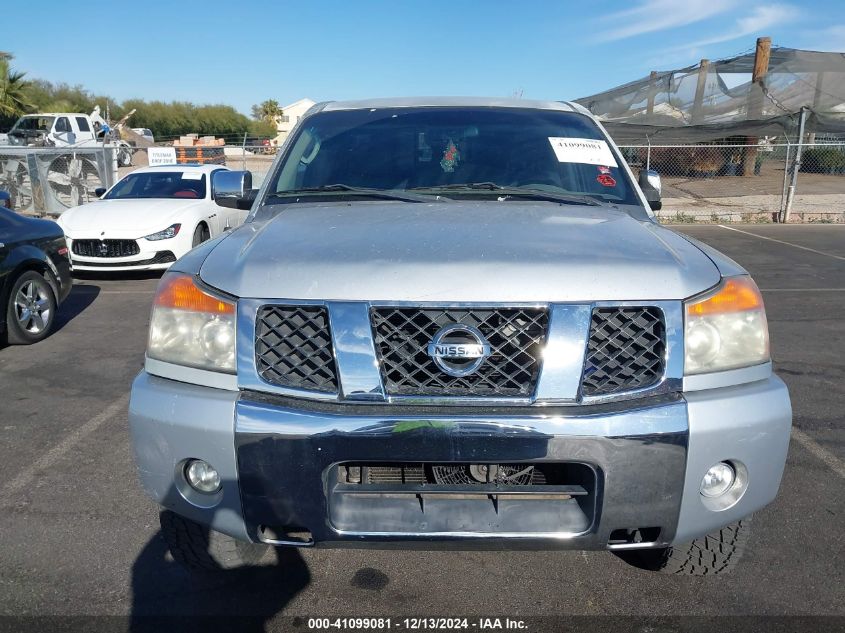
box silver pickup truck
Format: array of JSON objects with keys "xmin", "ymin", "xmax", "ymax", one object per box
[{"xmin": 129, "ymin": 98, "xmax": 791, "ymax": 575}]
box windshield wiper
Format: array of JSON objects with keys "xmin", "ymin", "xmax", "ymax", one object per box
[
  {"xmin": 409, "ymin": 183, "xmax": 601, "ymax": 206},
  {"xmin": 266, "ymin": 184, "xmax": 434, "ymax": 204}
]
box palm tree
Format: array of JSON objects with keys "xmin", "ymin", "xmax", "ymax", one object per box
[
  {"xmin": 0, "ymin": 56, "xmax": 33, "ymax": 118},
  {"xmin": 251, "ymin": 99, "xmax": 283, "ymax": 127}
]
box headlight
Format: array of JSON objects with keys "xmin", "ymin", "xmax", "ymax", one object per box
[
  {"xmin": 684, "ymin": 276, "xmax": 769, "ymax": 374},
  {"xmin": 147, "ymin": 273, "xmax": 236, "ymax": 372},
  {"xmin": 144, "ymin": 223, "xmax": 181, "ymax": 241}
]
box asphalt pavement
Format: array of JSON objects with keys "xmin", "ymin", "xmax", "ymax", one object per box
[{"xmin": 0, "ymin": 225, "xmax": 843, "ymax": 628}]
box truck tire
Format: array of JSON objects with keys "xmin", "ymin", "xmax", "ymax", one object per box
[
  {"xmin": 615, "ymin": 518, "xmax": 751, "ymax": 575},
  {"xmin": 159, "ymin": 511, "xmax": 270, "ymax": 571}
]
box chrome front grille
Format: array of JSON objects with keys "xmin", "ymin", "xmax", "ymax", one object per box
[
  {"xmin": 581, "ymin": 307, "xmax": 666, "ymax": 396},
  {"xmin": 246, "ymin": 301, "xmax": 674, "ymax": 403},
  {"xmin": 370, "ymin": 307, "xmax": 549, "ymax": 397},
  {"xmin": 255, "ymin": 305, "xmax": 338, "ymax": 393}
]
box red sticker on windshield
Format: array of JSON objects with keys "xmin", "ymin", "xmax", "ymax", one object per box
[{"xmin": 597, "ymin": 174, "xmax": 616, "ymax": 187}]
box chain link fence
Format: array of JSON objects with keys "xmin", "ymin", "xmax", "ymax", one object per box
[
  {"xmin": 5, "ymin": 137, "xmax": 843, "ymax": 224},
  {"xmin": 117, "ymin": 145, "xmax": 275, "ymax": 190},
  {"xmin": 619, "ymin": 139, "xmax": 845, "ymax": 223}
]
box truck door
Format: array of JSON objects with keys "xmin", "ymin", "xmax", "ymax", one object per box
[
  {"xmin": 74, "ymin": 116, "xmax": 95, "ymax": 144},
  {"xmin": 52, "ymin": 117, "xmax": 75, "ymax": 146}
]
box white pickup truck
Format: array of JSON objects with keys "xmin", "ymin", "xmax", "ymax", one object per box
[
  {"xmin": 7, "ymin": 113, "xmax": 99, "ymax": 147},
  {"xmin": 5, "ymin": 111, "xmax": 133, "ymax": 166}
]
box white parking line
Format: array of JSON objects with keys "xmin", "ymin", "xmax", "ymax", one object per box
[
  {"xmin": 98, "ymin": 290, "xmax": 156, "ymax": 294},
  {"xmin": 759, "ymin": 288, "xmax": 845, "ymax": 292},
  {"xmin": 791, "ymin": 428, "xmax": 845, "ymax": 479},
  {"xmin": 0, "ymin": 394, "xmax": 130, "ymax": 499},
  {"xmin": 72, "ymin": 286, "xmax": 154, "ymax": 294},
  {"xmin": 717, "ymin": 225, "xmax": 845, "ymax": 261}
]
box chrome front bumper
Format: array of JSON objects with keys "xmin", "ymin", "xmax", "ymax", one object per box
[{"xmin": 129, "ymin": 372, "xmax": 791, "ymax": 549}]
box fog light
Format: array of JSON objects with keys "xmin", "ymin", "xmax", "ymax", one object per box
[
  {"xmin": 185, "ymin": 459, "xmax": 220, "ymax": 493},
  {"xmin": 700, "ymin": 462, "xmax": 736, "ymax": 498}
]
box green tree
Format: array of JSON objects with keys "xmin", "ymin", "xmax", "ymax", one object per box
[
  {"xmin": 251, "ymin": 99, "xmax": 282, "ymax": 127},
  {"xmin": 0, "ymin": 56, "xmax": 33, "ymax": 128},
  {"xmin": 248, "ymin": 119, "xmax": 277, "ymax": 138}
]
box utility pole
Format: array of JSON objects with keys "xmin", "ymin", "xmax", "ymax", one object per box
[
  {"xmin": 646, "ymin": 71, "xmax": 658, "ymax": 116},
  {"xmin": 742, "ymin": 37, "xmax": 771, "ymax": 178},
  {"xmin": 691, "ymin": 59, "xmax": 710, "ymax": 124}
]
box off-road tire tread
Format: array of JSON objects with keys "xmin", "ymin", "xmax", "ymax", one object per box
[
  {"xmin": 622, "ymin": 518, "xmax": 751, "ymax": 575},
  {"xmin": 159, "ymin": 511, "xmax": 268, "ymax": 571}
]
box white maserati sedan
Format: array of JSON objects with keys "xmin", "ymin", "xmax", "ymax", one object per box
[{"xmin": 56, "ymin": 164, "xmax": 253, "ymax": 272}]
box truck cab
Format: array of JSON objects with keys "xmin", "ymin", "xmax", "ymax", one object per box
[{"xmin": 8, "ymin": 113, "xmax": 98, "ymax": 147}]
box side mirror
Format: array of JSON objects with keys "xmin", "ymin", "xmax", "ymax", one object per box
[
  {"xmin": 215, "ymin": 190, "xmax": 258, "ymax": 210},
  {"xmin": 639, "ymin": 169, "xmax": 662, "ymax": 212},
  {"xmin": 94, "ymin": 187, "xmax": 106, "ymax": 198},
  {"xmin": 213, "ymin": 170, "xmax": 253, "ymax": 208}
]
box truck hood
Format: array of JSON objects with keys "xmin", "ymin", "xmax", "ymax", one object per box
[
  {"xmin": 58, "ymin": 198, "xmax": 205, "ymax": 238},
  {"xmin": 199, "ymin": 201, "xmax": 721, "ymax": 302}
]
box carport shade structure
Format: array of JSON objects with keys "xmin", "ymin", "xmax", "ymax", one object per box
[{"xmin": 575, "ymin": 47, "xmax": 845, "ymax": 144}]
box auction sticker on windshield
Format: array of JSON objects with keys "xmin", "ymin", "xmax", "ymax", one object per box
[{"xmin": 548, "ymin": 137, "xmax": 618, "ymax": 167}]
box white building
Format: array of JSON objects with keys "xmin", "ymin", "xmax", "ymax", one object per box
[{"xmin": 274, "ymin": 98, "xmax": 316, "ymax": 144}]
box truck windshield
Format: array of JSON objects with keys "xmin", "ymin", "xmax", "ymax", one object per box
[
  {"xmin": 104, "ymin": 172, "xmax": 207, "ymax": 200},
  {"xmin": 265, "ymin": 107, "xmax": 639, "ymax": 205},
  {"xmin": 12, "ymin": 116, "xmax": 55, "ymax": 132}
]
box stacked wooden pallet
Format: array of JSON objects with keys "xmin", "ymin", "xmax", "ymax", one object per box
[{"xmin": 173, "ymin": 134, "xmax": 226, "ymax": 165}]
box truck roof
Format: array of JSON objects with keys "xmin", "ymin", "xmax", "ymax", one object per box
[
  {"xmin": 19, "ymin": 112, "xmax": 91, "ymax": 118},
  {"xmin": 320, "ymin": 97, "xmax": 587, "ymax": 114}
]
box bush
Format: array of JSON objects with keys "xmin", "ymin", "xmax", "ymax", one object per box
[{"xmin": 801, "ymin": 147, "xmax": 845, "ymax": 174}]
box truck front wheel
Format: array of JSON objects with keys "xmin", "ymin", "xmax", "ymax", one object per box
[
  {"xmin": 159, "ymin": 511, "xmax": 270, "ymax": 571},
  {"xmin": 615, "ymin": 518, "xmax": 751, "ymax": 575}
]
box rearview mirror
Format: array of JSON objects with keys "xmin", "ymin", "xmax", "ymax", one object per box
[
  {"xmin": 213, "ymin": 170, "xmax": 253, "ymax": 207},
  {"xmin": 638, "ymin": 169, "xmax": 662, "ymax": 212},
  {"xmin": 94, "ymin": 187, "xmax": 106, "ymax": 198}
]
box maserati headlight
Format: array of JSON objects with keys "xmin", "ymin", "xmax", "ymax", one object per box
[
  {"xmin": 144, "ymin": 223, "xmax": 181, "ymax": 241},
  {"xmin": 684, "ymin": 276, "xmax": 769, "ymax": 374},
  {"xmin": 147, "ymin": 273, "xmax": 236, "ymax": 372}
]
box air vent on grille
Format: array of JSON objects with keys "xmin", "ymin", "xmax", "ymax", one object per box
[
  {"xmin": 581, "ymin": 307, "xmax": 665, "ymax": 396},
  {"xmin": 371, "ymin": 307, "xmax": 548, "ymax": 397},
  {"xmin": 255, "ymin": 306, "xmax": 338, "ymax": 393}
]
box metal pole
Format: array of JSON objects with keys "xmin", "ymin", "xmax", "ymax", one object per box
[
  {"xmin": 779, "ymin": 142, "xmax": 791, "ymax": 221},
  {"xmin": 783, "ymin": 107, "xmax": 807, "ymax": 224},
  {"xmin": 242, "ymin": 132, "xmax": 248, "ymax": 171},
  {"xmin": 646, "ymin": 137, "xmax": 651, "ymax": 171}
]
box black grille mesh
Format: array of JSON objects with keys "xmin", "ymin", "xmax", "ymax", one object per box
[
  {"xmin": 255, "ymin": 306, "xmax": 338, "ymax": 393},
  {"xmin": 72, "ymin": 239, "xmax": 140, "ymax": 257},
  {"xmin": 371, "ymin": 307, "xmax": 548, "ymax": 397},
  {"xmin": 581, "ymin": 307, "xmax": 665, "ymax": 396}
]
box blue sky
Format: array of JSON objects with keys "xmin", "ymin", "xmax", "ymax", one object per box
[{"xmin": 5, "ymin": 0, "xmax": 844, "ymax": 115}]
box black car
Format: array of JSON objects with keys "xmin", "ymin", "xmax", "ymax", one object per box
[{"xmin": 0, "ymin": 204, "xmax": 72, "ymax": 344}]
